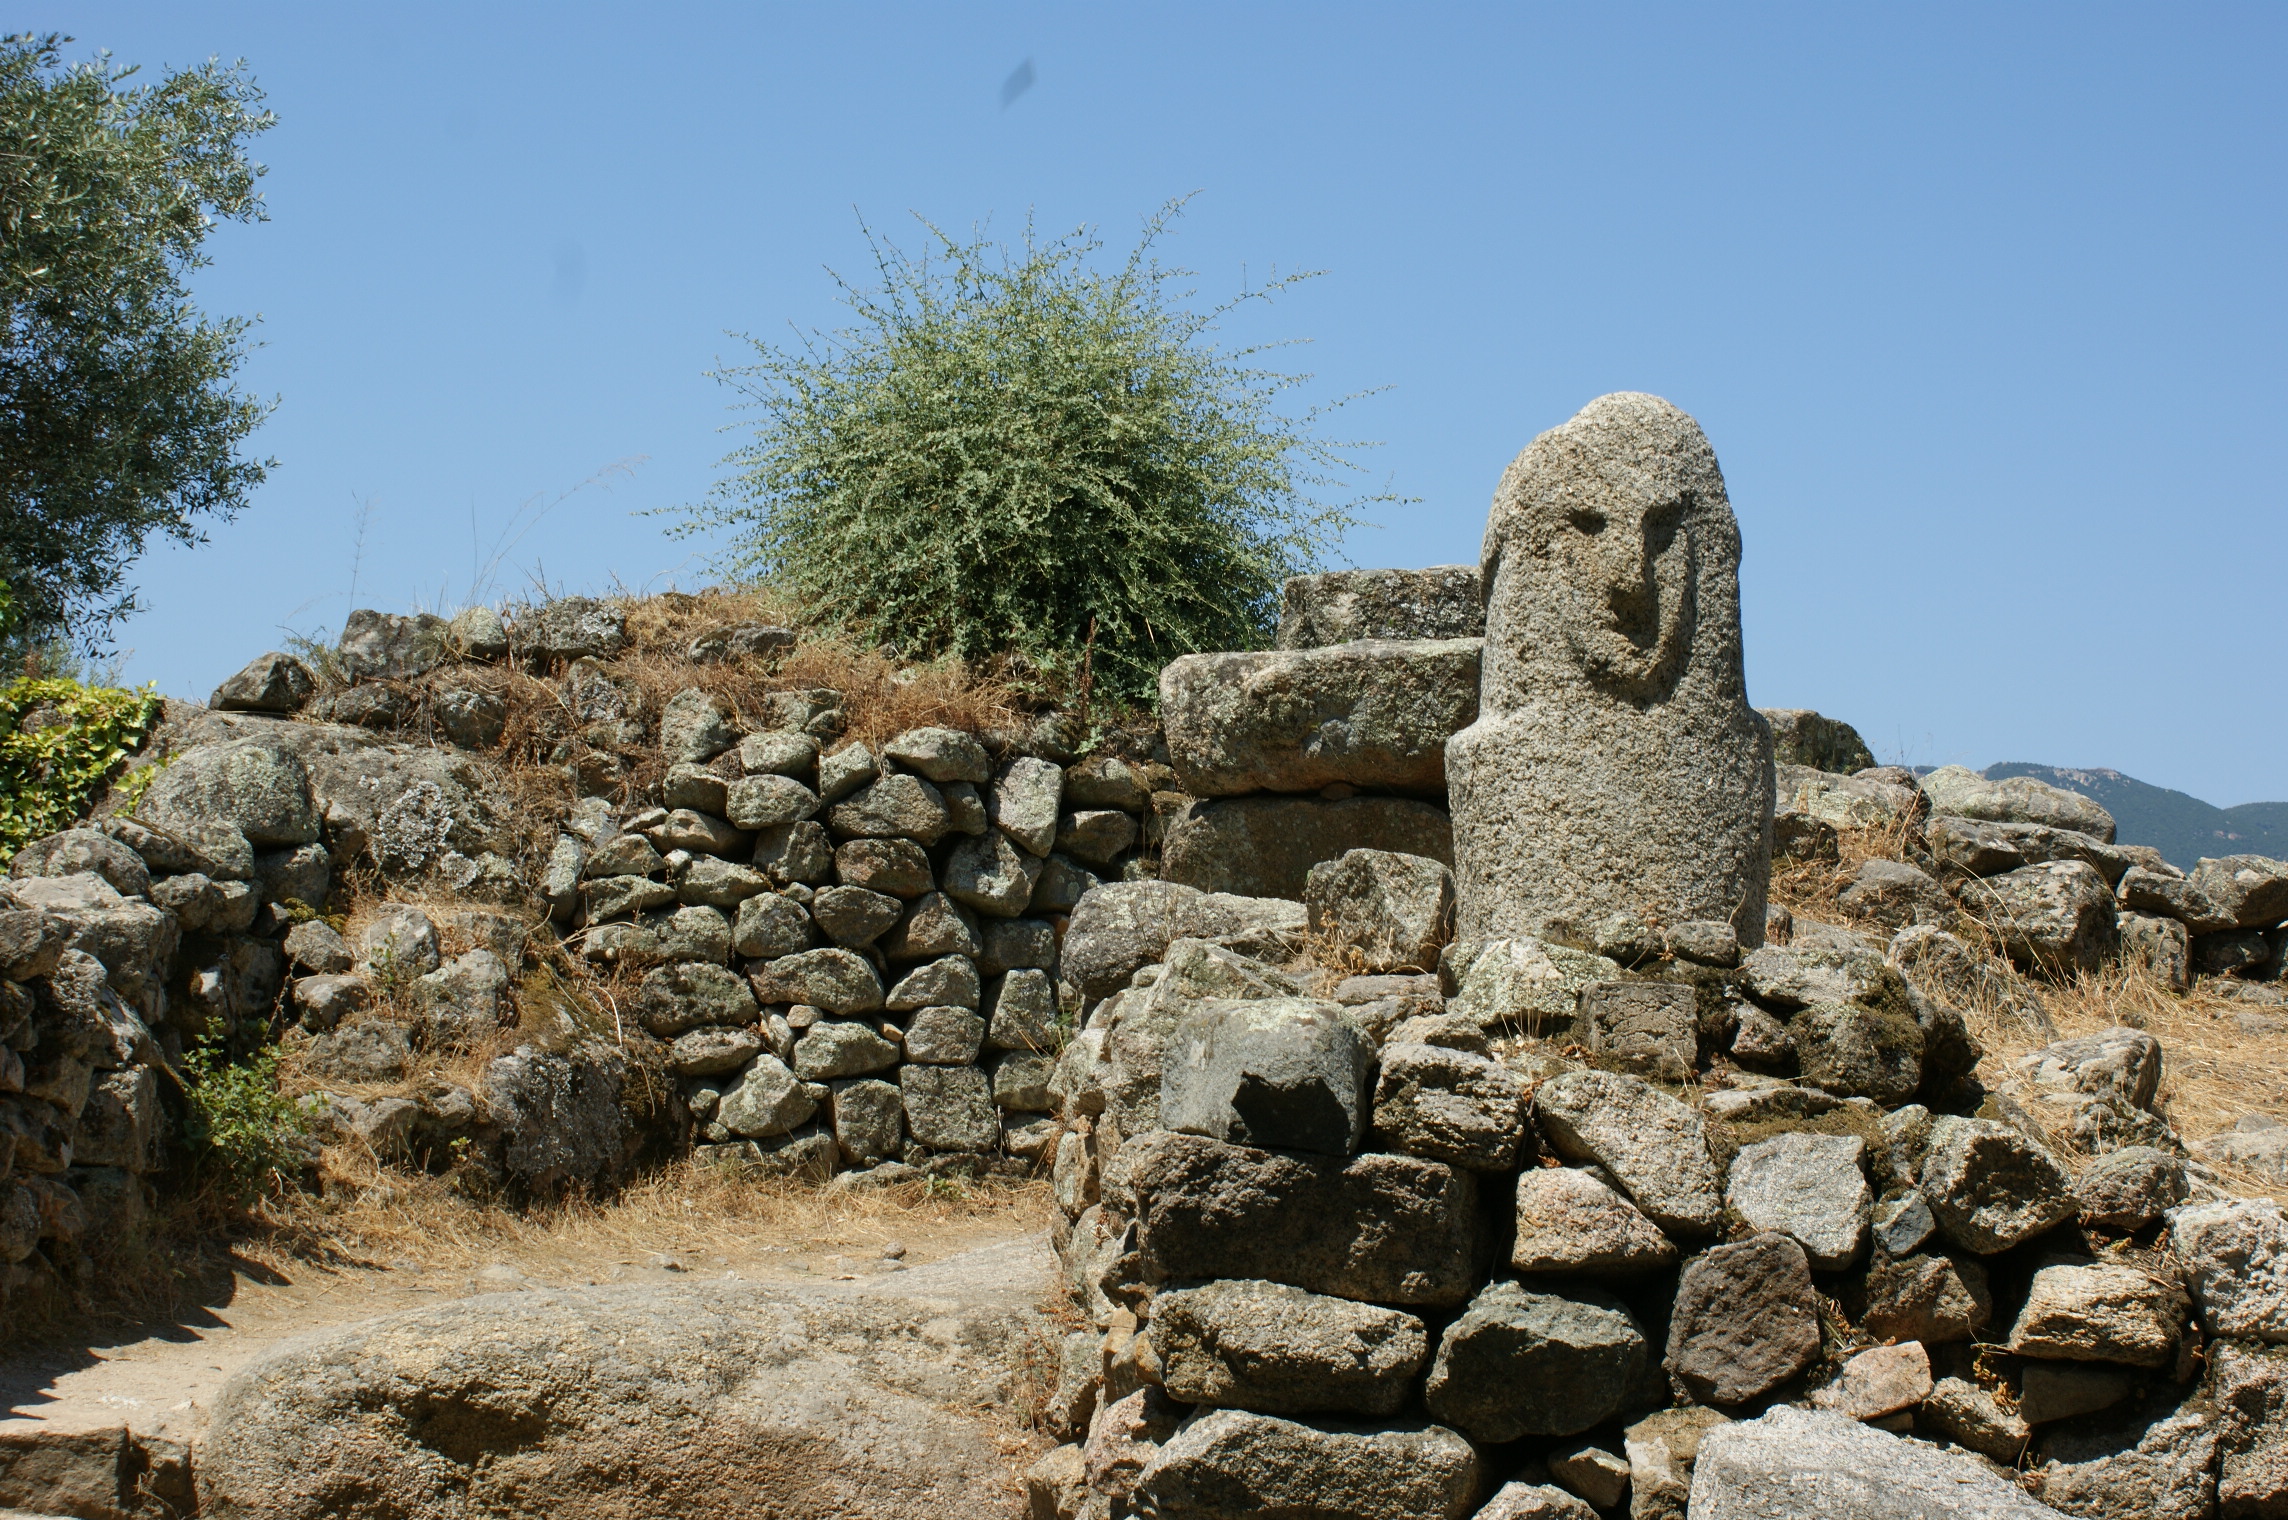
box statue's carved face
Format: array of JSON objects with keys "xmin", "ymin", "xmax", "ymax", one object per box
[{"xmin": 1552, "ymin": 488, "xmax": 1695, "ymax": 696}]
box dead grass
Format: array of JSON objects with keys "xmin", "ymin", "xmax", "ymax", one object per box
[
  {"xmin": 250, "ymin": 1153, "xmax": 1054, "ymax": 1282},
  {"xmin": 1772, "ymin": 819, "xmax": 2288, "ymax": 1188}
]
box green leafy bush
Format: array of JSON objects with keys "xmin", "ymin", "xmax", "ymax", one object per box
[
  {"xmin": 0, "ymin": 675, "xmax": 162, "ymax": 857},
  {"xmin": 180, "ymin": 1037, "xmax": 306, "ymax": 1206},
  {"xmin": 679, "ymin": 204, "xmax": 1393, "ymax": 705}
]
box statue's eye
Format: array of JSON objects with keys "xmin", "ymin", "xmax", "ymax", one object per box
[{"xmin": 1569, "ymin": 509, "xmax": 1606, "ymax": 536}]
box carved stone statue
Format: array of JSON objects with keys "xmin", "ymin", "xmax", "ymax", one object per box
[{"xmin": 1446, "ymin": 393, "xmax": 1774, "ymax": 943}]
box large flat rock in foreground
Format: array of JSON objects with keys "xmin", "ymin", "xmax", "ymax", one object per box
[
  {"xmin": 198, "ymin": 1238, "xmax": 1053, "ymax": 1520},
  {"xmin": 1160, "ymin": 638, "xmax": 1482, "ymax": 797}
]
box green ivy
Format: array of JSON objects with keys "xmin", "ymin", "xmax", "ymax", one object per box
[{"xmin": 0, "ymin": 676, "xmax": 162, "ymax": 859}]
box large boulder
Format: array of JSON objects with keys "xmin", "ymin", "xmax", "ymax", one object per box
[
  {"xmin": 1161, "ymin": 795, "xmax": 1453, "ymax": 902},
  {"xmin": 1133, "ymin": 1408, "xmax": 1480, "ymax": 1520},
  {"xmin": 1370, "ymin": 1040, "xmax": 1532, "ymax": 1171},
  {"xmin": 2185, "ymin": 853, "xmax": 2288, "ymax": 932},
  {"xmin": 337, "ymin": 609, "xmax": 450, "ymax": 681},
  {"xmin": 138, "ymin": 737, "xmax": 319, "ymax": 848},
  {"xmin": 1117, "ymin": 1131, "xmax": 1481, "ymax": 1307},
  {"xmin": 1448, "ymin": 393, "xmax": 1773, "ymax": 944},
  {"xmin": 1918, "ymin": 1116, "xmax": 2079, "ymax": 1254},
  {"xmin": 1725, "ymin": 1131, "xmax": 1871, "ymax": 1270},
  {"xmin": 1921, "ymin": 765, "xmax": 2117, "ymax": 841},
  {"xmin": 1159, "ymin": 638, "xmax": 1483, "ymax": 797},
  {"xmin": 1689, "ymin": 1404, "xmax": 2060, "ymax": 1518},
  {"xmin": 2169, "ymin": 1198, "xmax": 2288, "ymax": 1342},
  {"xmin": 1274, "ymin": 565, "xmax": 1484, "ymax": 649},
  {"xmin": 211, "ymin": 651, "xmax": 317, "ymax": 714},
  {"xmin": 1959, "ymin": 859, "xmax": 2119, "ymax": 975},
  {"xmin": 198, "ymin": 1241, "xmax": 1052, "ymax": 1520},
  {"xmin": 1926, "ymin": 815, "xmax": 2132, "ymax": 885},
  {"xmin": 479, "ymin": 1042, "xmax": 631, "ymax": 1196},
  {"xmin": 1445, "ymin": 935, "xmax": 1622, "ymax": 1033},
  {"xmin": 1776, "ymin": 764, "xmax": 1924, "ymax": 832},
  {"xmin": 1060, "ymin": 882, "xmax": 1306, "ymax": 1002}
]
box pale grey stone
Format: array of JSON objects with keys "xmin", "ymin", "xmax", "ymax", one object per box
[
  {"xmin": 1726, "ymin": 1131, "xmax": 1871, "ymax": 1269},
  {"xmin": 11, "ymin": 828, "xmax": 151, "ymax": 896},
  {"xmin": 1511, "ymin": 1166, "xmax": 1677, "ymax": 1274},
  {"xmin": 750, "ymin": 820, "xmax": 835, "ymax": 885},
  {"xmin": 211, "ymin": 650, "xmax": 316, "ymax": 713},
  {"xmin": 1119, "ymin": 1130, "xmax": 1481, "ymax": 1306},
  {"xmin": 583, "ymin": 832, "xmax": 664, "ymax": 878},
  {"xmin": 652, "ymin": 808, "xmax": 746, "ymax": 857},
  {"xmin": 1133, "ymin": 1408, "xmax": 1480, "ymax": 1520},
  {"xmin": 636, "ymin": 961, "xmax": 756, "ymax": 1035},
  {"xmin": 1690, "ymin": 1404, "xmax": 2059, "ymax": 1519},
  {"xmin": 2031, "ymin": 1398, "xmax": 2220, "ymax": 1520},
  {"xmin": 1670, "ymin": 918, "xmax": 1741, "ymax": 966},
  {"xmin": 1029, "ymin": 853, "xmax": 1100, "ymax": 914},
  {"xmin": 515, "ymin": 595, "xmax": 625, "ymax": 663},
  {"xmin": 2018, "ymin": 1026, "xmax": 2162, "ymax": 1112},
  {"xmin": 2186, "ymin": 852, "xmax": 2288, "ymax": 931},
  {"xmin": 140, "ymin": 737, "xmax": 319, "ymax": 848},
  {"xmin": 716, "ymin": 1053, "xmax": 817, "ymax": 1136},
  {"xmin": 1426, "ymin": 1280, "xmax": 1647, "ymax": 1441},
  {"xmin": 1759, "ymin": 708, "xmax": 1876, "ymax": 773},
  {"xmin": 735, "ymin": 729, "xmax": 817, "ymax": 780},
  {"xmin": 1776, "ymin": 764, "xmax": 1924, "ymax": 832},
  {"xmin": 724, "ymin": 774, "xmax": 820, "ymax": 831},
  {"xmin": 1445, "ymin": 935, "xmax": 1622, "ymax": 1034},
  {"xmin": 1151, "ymin": 1278, "xmax": 1428, "ymax": 1417},
  {"xmin": 1922, "ymin": 765, "xmax": 2117, "ymax": 842},
  {"xmin": 1927, "ymin": 814, "xmax": 2134, "ymax": 885},
  {"xmin": 1161, "ymin": 793, "xmax": 1453, "ymax": 901},
  {"xmin": 746, "ymin": 947, "xmax": 883, "ymax": 1015},
  {"xmin": 1448, "ymin": 394, "xmax": 1772, "ymax": 945},
  {"xmin": 658, "ymin": 687, "xmax": 737, "ymax": 764},
  {"xmin": 899, "ymin": 1063, "xmax": 997, "ymax": 1151},
  {"xmin": 1789, "ymin": 999, "xmax": 1925, "ymax": 1104},
  {"xmin": 815, "ymin": 741, "xmax": 877, "ymax": 803},
  {"xmin": 2192, "ymin": 1118, "xmax": 2288, "ymax": 1185},
  {"xmin": 1545, "ymin": 1443, "xmax": 1630, "ymax": 1510},
  {"xmin": 670, "ymin": 1025, "xmax": 763, "ymax": 1076},
  {"xmin": 1533, "ymin": 1068, "xmax": 1723, "ymax": 1237},
  {"xmin": 358, "ymin": 904, "xmax": 441, "ymax": 975},
  {"xmin": 903, "ymin": 1005, "xmax": 985, "ymax": 1066},
  {"xmin": 1275, "ymin": 564, "xmax": 1484, "ymax": 648},
  {"xmin": 662, "ymin": 764, "xmax": 728, "ymax": 816},
  {"xmin": 676, "ymin": 855, "xmax": 771, "ymax": 908},
  {"xmin": 1961, "ymin": 859, "xmax": 2119, "ymax": 975},
  {"xmin": 1837, "ymin": 858, "xmax": 1953, "ymax": 932},
  {"xmin": 283, "ymin": 918, "xmax": 353, "ymax": 975},
  {"xmin": 942, "ymin": 830, "xmax": 1042, "ymax": 918},
  {"xmin": 975, "ymin": 915, "xmax": 1054, "ymax": 976},
  {"xmin": 1303, "ymin": 848, "xmax": 1455, "ymax": 974},
  {"xmin": 1160, "ymin": 637, "xmax": 1483, "ymax": 796},
  {"xmin": 2076, "ymin": 1146, "xmax": 2193, "ymax": 1233},
  {"xmin": 1371, "ymin": 1040, "xmax": 1532, "ymax": 1170},
  {"xmin": 988, "ymin": 756, "xmax": 1063, "ymax": 857},
  {"xmin": 1920, "ymin": 1116, "xmax": 2079, "ymax": 1254},
  {"xmin": 1055, "ymin": 808, "xmax": 1137, "ymax": 866},
  {"xmin": 829, "ymin": 1077, "xmax": 903, "ymax": 1165},
  {"xmin": 689, "ymin": 621, "xmax": 795, "ymax": 666},
  {"xmin": 731, "ymin": 892, "xmax": 813, "ymax": 960},
  {"xmin": 986, "ymin": 968, "xmax": 1059, "ymax": 1051},
  {"xmin": 883, "ymin": 726, "xmax": 989, "ymax": 784},
  {"xmin": 990, "ymin": 1051, "xmax": 1054, "ymax": 1112},
  {"xmin": 808, "ymin": 884, "xmax": 902, "ymax": 947},
  {"xmin": 2117, "ymin": 865, "xmax": 2231, "ymax": 934},
  {"xmin": 2169, "ymin": 1198, "xmax": 2288, "ymax": 1342},
  {"xmin": 2008, "ymin": 1261, "xmax": 2184, "ymax": 1368},
  {"xmin": 792, "ymin": 1019, "xmax": 900, "ymax": 1081},
  {"xmin": 880, "ymin": 891, "xmax": 980, "ymax": 961},
  {"xmin": 886, "ymin": 954, "xmax": 980, "ymax": 1011},
  {"xmin": 829, "ymin": 773, "xmax": 951, "ymax": 845},
  {"xmin": 1922, "ymin": 1376, "xmax": 2031, "ymax": 1464},
  {"xmin": 833, "ymin": 836, "xmax": 932, "ymax": 898}
]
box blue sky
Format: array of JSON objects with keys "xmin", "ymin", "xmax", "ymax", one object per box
[{"xmin": 35, "ymin": 3, "xmax": 2288, "ymax": 806}]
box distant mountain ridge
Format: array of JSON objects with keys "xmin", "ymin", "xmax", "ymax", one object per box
[{"xmin": 1979, "ymin": 763, "xmax": 2288, "ymax": 870}]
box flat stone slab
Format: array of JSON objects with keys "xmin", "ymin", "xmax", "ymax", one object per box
[
  {"xmin": 1160, "ymin": 639, "xmax": 1482, "ymax": 798},
  {"xmin": 1690, "ymin": 1404, "xmax": 2060, "ymax": 1518},
  {"xmin": 1275, "ymin": 565, "xmax": 1484, "ymax": 649}
]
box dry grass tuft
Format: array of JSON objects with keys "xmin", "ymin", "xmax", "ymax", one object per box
[{"xmin": 254, "ymin": 1153, "xmax": 1054, "ymax": 1281}]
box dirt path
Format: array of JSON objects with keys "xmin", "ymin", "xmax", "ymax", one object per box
[{"xmin": 1, "ymin": 1208, "xmax": 1044, "ymax": 1450}]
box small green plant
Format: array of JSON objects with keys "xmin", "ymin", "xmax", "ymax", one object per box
[
  {"xmin": 180, "ymin": 1036, "xmax": 306, "ymax": 1207},
  {"xmin": 0, "ymin": 675, "xmax": 162, "ymax": 856},
  {"xmin": 677, "ymin": 202, "xmax": 1399, "ymax": 706}
]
